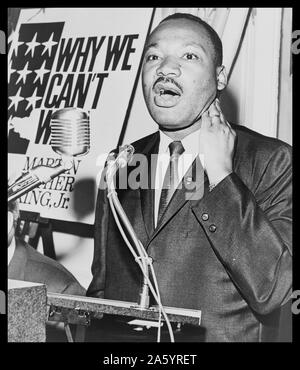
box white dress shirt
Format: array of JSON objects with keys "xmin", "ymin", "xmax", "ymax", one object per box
[{"xmin": 154, "ymin": 129, "xmax": 204, "ymax": 227}]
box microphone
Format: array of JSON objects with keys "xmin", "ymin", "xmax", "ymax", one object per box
[
  {"xmin": 114, "ymin": 144, "xmax": 135, "ymax": 168},
  {"xmin": 8, "ymin": 108, "xmax": 90, "ymax": 203},
  {"xmin": 105, "ymin": 144, "xmax": 135, "ymax": 185},
  {"xmin": 50, "ymin": 107, "xmax": 90, "ymax": 157}
]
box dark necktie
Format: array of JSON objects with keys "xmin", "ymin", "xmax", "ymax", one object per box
[{"xmin": 158, "ymin": 141, "xmax": 185, "ymax": 222}]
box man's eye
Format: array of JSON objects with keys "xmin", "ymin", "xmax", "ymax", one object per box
[
  {"xmin": 183, "ymin": 53, "xmax": 198, "ymax": 60},
  {"xmin": 146, "ymin": 54, "xmax": 159, "ymax": 61}
]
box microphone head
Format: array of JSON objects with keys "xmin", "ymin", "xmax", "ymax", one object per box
[
  {"xmin": 50, "ymin": 108, "xmax": 90, "ymax": 157},
  {"xmin": 117, "ymin": 144, "xmax": 135, "ymax": 168}
]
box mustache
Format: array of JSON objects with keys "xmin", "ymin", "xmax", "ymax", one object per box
[{"xmin": 153, "ymin": 77, "xmax": 183, "ymax": 94}]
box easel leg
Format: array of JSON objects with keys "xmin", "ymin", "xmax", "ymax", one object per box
[{"xmin": 40, "ymin": 222, "xmax": 57, "ymax": 260}]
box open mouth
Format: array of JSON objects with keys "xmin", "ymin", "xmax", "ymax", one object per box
[
  {"xmin": 153, "ymin": 82, "xmax": 182, "ymax": 107},
  {"xmin": 157, "ymin": 87, "xmax": 181, "ymax": 97},
  {"xmin": 154, "ymin": 82, "xmax": 182, "ymax": 96}
]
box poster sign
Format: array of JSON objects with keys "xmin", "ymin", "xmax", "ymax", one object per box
[{"xmin": 8, "ymin": 8, "xmax": 153, "ymax": 224}]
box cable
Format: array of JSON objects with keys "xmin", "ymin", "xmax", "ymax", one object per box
[
  {"xmin": 106, "ymin": 159, "xmax": 174, "ymax": 341},
  {"xmin": 107, "ymin": 170, "xmax": 148, "ymax": 269},
  {"xmin": 106, "ymin": 171, "xmax": 174, "ymax": 342},
  {"xmin": 138, "ymin": 240, "xmax": 162, "ymax": 343},
  {"xmin": 140, "ymin": 241, "xmax": 173, "ymax": 343},
  {"xmin": 149, "ymin": 260, "xmax": 163, "ymax": 342},
  {"xmin": 108, "ymin": 193, "xmax": 173, "ymax": 341}
]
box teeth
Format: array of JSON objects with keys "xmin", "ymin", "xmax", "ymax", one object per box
[{"xmin": 159, "ymin": 89, "xmax": 164, "ymax": 96}]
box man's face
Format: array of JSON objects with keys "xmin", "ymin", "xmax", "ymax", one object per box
[{"xmin": 142, "ymin": 18, "xmax": 220, "ymax": 130}]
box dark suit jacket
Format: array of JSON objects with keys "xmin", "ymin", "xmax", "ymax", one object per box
[
  {"xmin": 8, "ymin": 238, "xmax": 86, "ymax": 296},
  {"xmin": 87, "ymin": 124, "xmax": 292, "ymax": 342}
]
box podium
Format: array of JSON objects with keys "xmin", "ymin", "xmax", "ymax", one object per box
[
  {"xmin": 8, "ymin": 279, "xmax": 202, "ymax": 342},
  {"xmin": 8, "ymin": 279, "xmax": 47, "ymax": 342}
]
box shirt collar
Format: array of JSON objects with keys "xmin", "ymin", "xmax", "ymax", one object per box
[
  {"xmin": 158, "ymin": 130, "xmax": 173, "ymax": 154},
  {"xmin": 158, "ymin": 129, "xmax": 200, "ymax": 155}
]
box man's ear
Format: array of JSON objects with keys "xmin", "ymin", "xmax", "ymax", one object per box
[{"xmin": 216, "ymin": 65, "xmax": 227, "ymax": 91}]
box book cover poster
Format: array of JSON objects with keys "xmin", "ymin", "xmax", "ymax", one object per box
[{"xmin": 8, "ymin": 8, "xmax": 153, "ymax": 224}]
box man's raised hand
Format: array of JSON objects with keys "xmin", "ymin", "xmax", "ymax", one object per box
[{"xmin": 199, "ymin": 99, "xmax": 236, "ymax": 187}]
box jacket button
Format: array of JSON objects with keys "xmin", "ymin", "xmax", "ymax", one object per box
[
  {"xmin": 202, "ymin": 213, "xmax": 209, "ymax": 221},
  {"xmin": 209, "ymin": 224, "xmax": 217, "ymax": 233}
]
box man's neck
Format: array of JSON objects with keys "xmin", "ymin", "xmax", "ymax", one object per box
[{"xmin": 161, "ymin": 120, "xmax": 201, "ymax": 141}]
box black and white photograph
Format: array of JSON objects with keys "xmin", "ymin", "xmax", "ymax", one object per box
[{"xmin": 4, "ymin": 6, "xmax": 295, "ymax": 354}]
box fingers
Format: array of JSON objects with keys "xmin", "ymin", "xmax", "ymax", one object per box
[
  {"xmin": 201, "ymin": 99, "xmax": 236, "ymax": 142},
  {"xmin": 207, "ymin": 99, "xmax": 227, "ymax": 130},
  {"xmin": 201, "ymin": 110, "xmax": 213, "ymax": 129},
  {"xmin": 209, "ymin": 99, "xmax": 236, "ymax": 134},
  {"xmin": 208, "ymin": 99, "xmax": 220, "ymax": 119},
  {"xmin": 215, "ymin": 99, "xmax": 226, "ymax": 124},
  {"xmin": 215, "ymin": 100, "xmax": 235, "ymax": 133}
]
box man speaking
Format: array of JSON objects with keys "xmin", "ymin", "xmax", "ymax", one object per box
[{"xmin": 87, "ymin": 13, "xmax": 292, "ymax": 342}]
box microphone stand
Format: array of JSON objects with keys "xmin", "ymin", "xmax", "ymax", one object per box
[{"xmin": 106, "ymin": 147, "xmax": 151, "ymax": 310}]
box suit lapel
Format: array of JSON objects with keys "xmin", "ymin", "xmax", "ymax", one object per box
[
  {"xmin": 150, "ymin": 155, "xmax": 208, "ymax": 241},
  {"xmin": 139, "ymin": 124, "xmax": 239, "ymax": 242}
]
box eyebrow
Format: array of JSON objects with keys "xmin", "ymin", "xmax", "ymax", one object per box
[
  {"xmin": 144, "ymin": 42, "xmax": 158, "ymax": 51},
  {"xmin": 182, "ymin": 42, "xmax": 208, "ymax": 56},
  {"xmin": 144, "ymin": 41, "xmax": 208, "ymax": 56}
]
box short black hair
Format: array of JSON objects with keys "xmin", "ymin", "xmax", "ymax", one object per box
[{"xmin": 159, "ymin": 13, "xmax": 223, "ymax": 67}]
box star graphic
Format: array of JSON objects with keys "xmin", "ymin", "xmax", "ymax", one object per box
[
  {"xmin": 9, "ymin": 30, "xmax": 24, "ymax": 57},
  {"xmin": 8, "ymin": 60, "xmax": 16, "ymax": 84},
  {"xmin": 24, "ymin": 87, "xmax": 43, "ymax": 111},
  {"xmin": 41, "ymin": 33, "xmax": 58, "ymax": 57},
  {"xmin": 16, "ymin": 62, "xmax": 33, "ymax": 84},
  {"xmin": 25, "ymin": 33, "xmax": 40, "ymax": 58},
  {"xmin": 33, "ymin": 60, "xmax": 51, "ymax": 85},
  {"xmin": 8, "ymin": 87, "xmax": 25, "ymax": 111}
]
